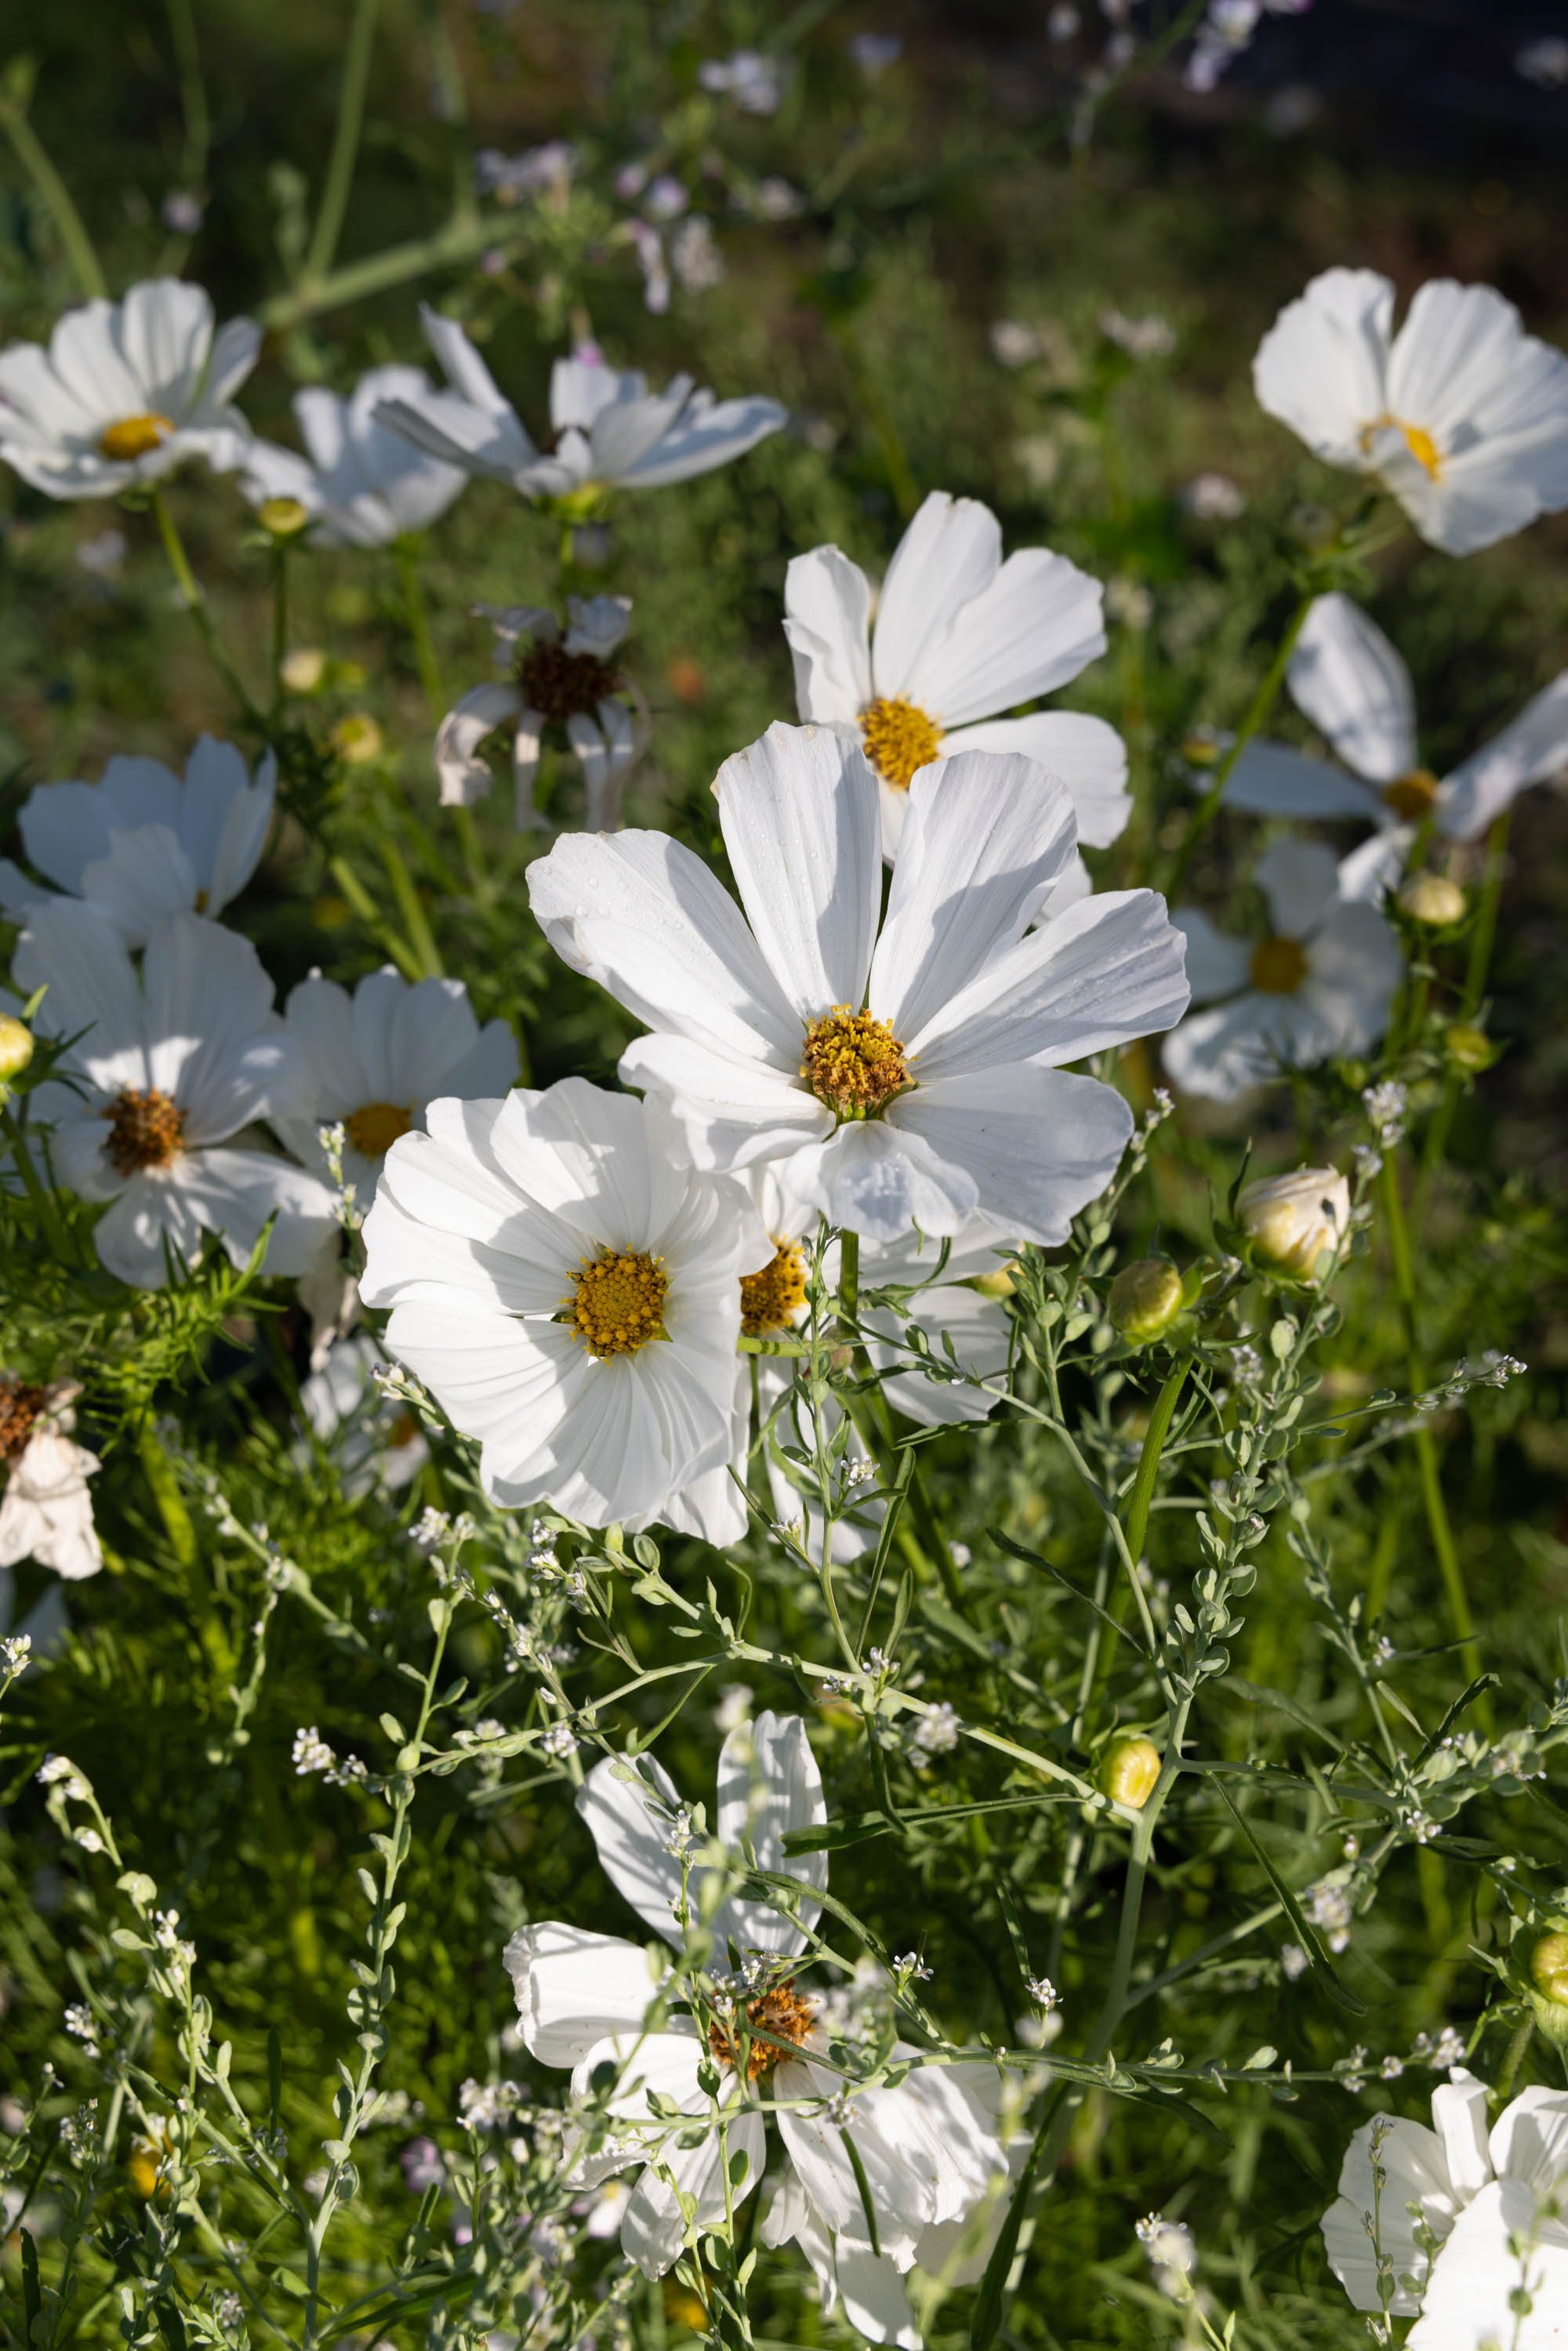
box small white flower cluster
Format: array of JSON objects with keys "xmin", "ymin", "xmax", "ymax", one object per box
[
  {"xmin": 906, "ymin": 1700, "xmax": 961, "ymax": 1772},
  {"xmin": 1027, "ymin": 1975, "xmax": 1062, "ymax": 2012},
  {"xmin": 1304, "ymin": 1878, "xmax": 1355, "ymax": 1954},
  {"xmin": 63, "ymin": 2002, "xmax": 100, "ymax": 2058},
  {"xmin": 1135, "ymin": 2211, "xmax": 1196, "ymax": 2296},
  {"xmin": 291, "ymin": 1727, "xmax": 372, "ymax": 1790},
  {"xmin": 0, "ymin": 1632, "xmax": 31, "ymax": 1678},
  {"xmin": 457, "ymin": 2077, "xmax": 526, "ymax": 2131}
]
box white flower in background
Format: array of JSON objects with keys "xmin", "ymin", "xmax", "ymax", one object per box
[
  {"xmin": 434, "ymin": 598, "xmax": 646, "ymax": 830},
  {"xmin": 0, "ymin": 1378, "xmax": 100, "ymax": 1580},
  {"xmin": 1323, "ymin": 2070, "xmax": 1568, "ymax": 2342},
  {"xmin": 1236, "ymin": 1166, "xmax": 1351, "ymax": 1282},
  {"xmin": 376, "ymin": 313, "xmax": 786, "ymax": 502},
  {"xmin": 240, "ymin": 365, "xmax": 468, "ymax": 548},
  {"xmin": 783, "ymin": 491, "xmax": 1129, "ymax": 864},
  {"xmin": 529, "ymin": 724, "xmax": 1186, "ymax": 1245},
  {"xmin": 358, "ymin": 1079, "xmax": 769, "ymax": 1527},
  {"xmin": 1253, "ymin": 269, "xmax": 1568, "ymax": 555},
  {"xmin": 0, "ymin": 736, "xmax": 275, "ymax": 946},
  {"xmin": 506, "ymin": 1713, "xmax": 1008, "ymax": 2342},
  {"xmin": 1220, "ymin": 593, "xmax": 1568, "ymax": 899},
  {"xmin": 298, "ymin": 1336, "xmax": 429, "ymax": 1494},
  {"xmin": 13, "ymin": 907, "xmax": 335, "ymax": 1289},
  {"xmin": 269, "ymin": 966, "xmax": 517, "ymax": 1209},
  {"xmin": 1181, "ymin": 471, "xmax": 1246, "ymax": 519},
  {"xmin": 1163, "ymin": 840, "xmax": 1400, "ymax": 1101},
  {"xmin": 698, "ymin": 49, "xmax": 786, "ymax": 114},
  {"xmin": 0, "ymin": 278, "xmax": 259, "ymax": 500}
]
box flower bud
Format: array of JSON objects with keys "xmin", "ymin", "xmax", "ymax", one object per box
[
  {"xmin": 281, "ymin": 645, "xmax": 327, "ymax": 695},
  {"xmin": 1445, "ymin": 1022, "xmax": 1497, "ymax": 1072},
  {"xmin": 1531, "ymin": 1932, "xmax": 1568, "ymax": 2008},
  {"xmin": 1237, "ymin": 1167, "xmax": 1351, "ymax": 1283},
  {"xmin": 1108, "ymin": 1260, "xmax": 1184, "ymax": 1345},
  {"xmin": 1101, "ymin": 1734, "xmax": 1161, "ymax": 1809},
  {"xmin": 1398, "ymin": 872, "xmax": 1465, "ymax": 927},
  {"xmin": 0, "ymin": 1014, "xmax": 34, "ymax": 1083},
  {"xmin": 974, "ymin": 1261, "xmax": 1018, "ymax": 1299},
  {"xmin": 257, "ymin": 495, "xmax": 310, "ymax": 539},
  {"xmin": 331, "ymin": 713, "xmax": 384, "ymax": 765}
]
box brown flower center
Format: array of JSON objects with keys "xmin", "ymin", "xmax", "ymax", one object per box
[
  {"xmin": 517, "ymin": 641, "xmax": 621, "ymax": 721},
  {"xmin": 1382, "ymin": 767, "xmax": 1439, "ymax": 822},
  {"xmin": 98, "ymin": 412, "xmax": 175, "ymax": 462},
  {"xmin": 708, "ymin": 1985, "xmax": 817, "ymax": 2081},
  {"xmin": 1249, "ymin": 937, "xmax": 1308, "ymax": 996},
  {"xmin": 102, "ymin": 1087, "xmax": 185, "ymax": 1174},
  {"xmin": 345, "ymin": 1101, "xmax": 413, "ymax": 1158},
  {"xmin": 0, "ymin": 1380, "xmax": 47, "ymax": 1462},
  {"xmin": 566, "ymin": 1250, "xmax": 669, "ymax": 1358},
  {"xmin": 740, "ymin": 1240, "xmax": 808, "ymax": 1336},
  {"xmin": 802, "ymin": 1007, "xmax": 910, "ymax": 1119},
  {"xmin": 859, "ymin": 695, "xmax": 943, "ymax": 790}
]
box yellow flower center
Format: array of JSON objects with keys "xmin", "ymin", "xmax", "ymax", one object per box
[
  {"xmin": 98, "ymin": 412, "xmax": 175, "ymax": 462},
  {"xmin": 567, "ymin": 1250, "xmax": 669, "ymax": 1358},
  {"xmin": 708, "ymin": 1983, "xmax": 816, "ymax": 2080},
  {"xmin": 1381, "ymin": 767, "xmax": 1439, "ymax": 822},
  {"xmin": 102, "ymin": 1087, "xmax": 185, "ymax": 1174},
  {"xmin": 740, "ymin": 1240, "xmax": 808, "ymax": 1336},
  {"xmin": 801, "ymin": 1007, "xmax": 910, "ymax": 1119},
  {"xmin": 345, "ymin": 1101, "xmax": 413, "ymax": 1158},
  {"xmin": 859, "ymin": 695, "xmax": 943, "ymax": 790},
  {"xmin": 1249, "ymin": 937, "xmax": 1309, "ymax": 996},
  {"xmin": 1361, "ymin": 413, "xmax": 1443, "ymax": 481}
]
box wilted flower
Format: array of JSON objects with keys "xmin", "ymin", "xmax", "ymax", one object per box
[
  {"xmin": 0, "ymin": 1378, "xmax": 100, "ymax": 1582},
  {"xmin": 434, "ymin": 597, "xmax": 647, "ymax": 832}
]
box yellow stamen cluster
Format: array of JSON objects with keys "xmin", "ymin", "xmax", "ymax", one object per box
[
  {"xmin": 1360, "ymin": 413, "xmax": 1443, "ymax": 481},
  {"xmin": 1381, "ymin": 767, "xmax": 1439, "ymax": 822},
  {"xmin": 0, "ymin": 1380, "xmax": 46, "ymax": 1463},
  {"xmin": 859, "ymin": 695, "xmax": 943, "ymax": 789},
  {"xmin": 103, "ymin": 1087, "xmax": 186, "ymax": 1174},
  {"xmin": 802, "ymin": 1007, "xmax": 909, "ymax": 1119},
  {"xmin": 740, "ymin": 1240, "xmax": 808, "ymax": 1336},
  {"xmin": 567, "ymin": 1250, "xmax": 669, "ymax": 1358},
  {"xmin": 98, "ymin": 412, "xmax": 175, "ymax": 462},
  {"xmin": 1249, "ymin": 937, "xmax": 1308, "ymax": 996},
  {"xmin": 346, "ymin": 1101, "xmax": 414, "ymax": 1158},
  {"xmin": 708, "ymin": 1983, "xmax": 816, "ymax": 2080}
]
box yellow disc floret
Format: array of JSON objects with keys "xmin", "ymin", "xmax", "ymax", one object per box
[
  {"xmin": 1381, "ymin": 767, "xmax": 1439, "ymax": 822},
  {"xmin": 740, "ymin": 1240, "xmax": 808, "ymax": 1336},
  {"xmin": 802, "ymin": 1007, "xmax": 910, "ymax": 1119},
  {"xmin": 103, "ymin": 1087, "xmax": 186, "ymax": 1174},
  {"xmin": 708, "ymin": 1983, "xmax": 816, "ymax": 2080},
  {"xmin": 568, "ymin": 1249, "xmax": 669, "ymax": 1358},
  {"xmin": 1248, "ymin": 937, "xmax": 1308, "ymax": 996},
  {"xmin": 99, "ymin": 412, "xmax": 175, "ymax": 462},
  {"xmin": 859, "ymin": 696, "xmax": 943, "ymax": 789},
  {"xmin": 345, "ymin": 1101, "xmax": 414, "ymax": 1157}
]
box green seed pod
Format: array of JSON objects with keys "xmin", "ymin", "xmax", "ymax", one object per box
[
  {"xmin": 1101, "ymin": 1734, "xmax": 1161, "ymax": 1809},
  {"xmin": 0, "ymin": 1014, "xmax": 34, "ymax": 1083},
  {"xmin": 1445, "ymin": 1023, "xmax": 1497, "ymax": 1073},
  {"xmin": 1108, "ymin": 1261, "xmax": 1184, "ymax": 1347}
]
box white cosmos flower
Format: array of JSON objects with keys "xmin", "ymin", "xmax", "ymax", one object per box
[
  {"xmin": 1323, "ymin": 2069, "xmax": 1568, "ymax": 2344},
  {"xmin": 505, "ymin": 1712, "xmax": 1008, "ymax": 2339},
  {"xmin": 0, "ymin": 736, "xmax": 275, "ymax": 946},
  {"xmin": 1163, "ymin": 840, "xmax": 1401, "ymax": 1102},
  {"xmin": 270, "ymin": 966, "xmax": 518, "ymax": 1210},
  {"xmin": 377, "ymin": 312, "xmax": 786, "ymax": 502},
  {"xmin": 1252, "ymin": 268, "xmax": 1568, "ymax": 555},
  {"xmin": 0, "ymin": 278, "xmax": 259, "ymax": 500},
  {"xmin": 434, "ymin": 597, "xmax": 647, "ymax": 830},
  {"xmin": 13, "ymin": 907, "xmax": 335, "ymax": 1290},
  {"xmin": 1221, "ymin": 592, "xmax": 1568, "ymax": 900},
  {"xmin": 358, "ymin": 1079, "xmax": 769, "ymax": 1527},
  {"xmin": 528, "ymin": 724, "xmax": 1188, "ymax": 1246},
  {"xmin": 298, "ymin": 1336, "xmax": 429, "ymax": 1495},
  {"xmin": 241, "ymin": 364, "xmax": 468, "ymax": 547},
  {"xmin": 784, "ymin": 491, "xmax": 1129, "ymax": 865},
  {"xmin": 0, "ymin": 1379, "xmax": 100, "ymax": 1581}
]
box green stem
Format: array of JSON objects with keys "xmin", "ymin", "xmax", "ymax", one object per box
[
  {"xmin": 0, "ymin": 1106, "xmax": 74, "ymax": 1261},
  {"xmin": 150, "ymin": 486, "xmax": 261, "ymax": 723},
  {"xmin": 1419, "ymin": 808, "xmax": 1512, "ymax": 1192},
  {"xmin": 270, "ymin": 542, "xmax": 289, "ymax": 706},
  {"xmin": 164, "ymin": 0, "xmax": 210, "ymax": 198},
  {"xmin": 375, "ymin": 828, "xmax": 445, "ymax": 978},
  {"xmin": 0, "ymin": 88, "xmax": 107, "ymax": 297},
  {"xmin": 1121, "ymin": 1357, "xmax": 1190, "ymax": 1569},
  {"xmin": 303, "ymin": 0, "xmax": 383, "ymax": 286},
  {"xmin": 394, "ymin": 538, "xmax": 444, "ymax": 718},
  {"xmin": 837, "ymin": 1228, "xmax": 859, "ymax": 1335},
  {"xmin": 1160, "ymin": 592, "xmax": 1313, "ymax": 901}
]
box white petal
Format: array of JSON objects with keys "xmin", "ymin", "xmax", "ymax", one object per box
[
  {"xmin": 786, "ymin": 1121, "xmax": 980, "ymax": 1244},
  {"xmin": 715, "ymin": 724, "xmax": 880, "ymax": 1021},
  {"xmin": 1431, "ymin": 2073, "xmax": 1495, "ymax": 2203},
  {"xmin": 889, "ymin": 1066, "xmax": 1131, "ymax": 1246},
  {"xmin": 871, "ymin": 493, "xmax": 1002, "ymax": 698},
  {"xmin": 620, "ymin": 1033, "xmax": 830, "ymax": 1169},
  {"xmin": 1174, "ymin": 909, "xmax": 1253, "ymax": 1004},
  {"xmin": 1439, "ymin": 670, "xmax": 1568, "ymax": 840},
  {"xmin": 612, "ymin": 394, "xmax": 786, "ymax": 488},
  {"xmin": 504, "ymin": 1922, "xmax": 663, "ymax": 2066},
  {"xmin": 833, "ymin": 2244, "xmax": 920, "ymax": 2348},
  {"xmin": 941, "ymin": 712, "xmax": 1130, "ymax": 847},
  {"xmin": 871, "ymin": 1285, "xmax": 1011, "ymax": 1427},
  {"xmin": 1221, "ymin": 740, "xmax": 1385, "ymax": 822},
  {"xmin": 1252, "ymin": 267, "xmax": 1393, "ymax": 466},
  {"xmin": 1287, "ymin": 594, "xmax": 1418, "ymax": 782},
  {"xmin": 1489, "ymin": 2084, "xmax": 1568, "ymax": 2197},
  {"xmin": 711, "ymin": 1709, "xmax": 826, "ymax": 1952},
  {"xmin": 783, "ymin": 544, "xmax": 874, "ymax": 722},
  {"xmin": 1321, "ymin": 2110, "xmax": 1458, "ymax": 2317},
  {"xmin": 1255, "ymin": 839, "xmax": 1343, "ymax": 940},
  {"xmin": 1300, "ymin": 902, "xmax": 1403, "ymax": 1054},
  {"xmin": 619, "ymin": 2111, "xmax": 765, "ymax": 2279},
  {"xmin": 1406, "ymin": 2176, "xmax": 1568, "ymax": 2349},
  {"xmin": 575, "ymin": 1751, "xmax": 691, "ymax": 1945},
  {"xmin": 914, "ymin": 547, "xmax": 1108, "ymax": 728},
  {"xmin": 434, "ymin": 683, "xmax": 521, "ymax": 807},
  {"xmin": 77, "ymin": 825, "xmax": 200, "ymax": 941}
]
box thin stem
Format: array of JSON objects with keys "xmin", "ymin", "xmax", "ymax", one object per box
[
  {"xmin": 1121, "ymin": 1356, "xmax": 1189, "ymax": 1568},
  {"xmin": 1418, "ymin": 807, "xmax": 1512, "ymax": 1195},
  {"xmin": 150, "ymin": 486, "xmax": 261, "ymax": 723},
  {"xmin": 164, "ymin": 0, "xmax": 210, "ymax": 199},
  {"xmin": 376, "ymin": 827, "xmax": 445, "ymax": 978},
  {"xmin": 394, "ymin": 538, "xmax": 444, "ymax": 718},
  {"xmin": 303, "ymin": 0, "xmax": 383, "ymax": 288},
  {"xmin": 270, "ymin": 543, "xmax": 289, "ymax": 707},
  {"xmin": 1160, "ymin": 591, "xmax": 1313, "ymax": 900},
  {"xmin": 0, "ymin": 88, "xmax": 107, "ymax": 297}
]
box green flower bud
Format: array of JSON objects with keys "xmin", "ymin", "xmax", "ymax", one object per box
[
  {"xmin": 0, "ymin": 1014, "xmax": 34, "ymax": 1083},
  {"xmin": 1108, "ymin": 1260, "xmax": 1184, "ymax": 1346},
  {"xmin": 1445, "ymin": 1023, "xmax": 1497, "ymax": 1073},
  {"xmin": 1101, "ymin": 1735, "xmax": 1161, "ymax": 1809},
  {"xmin": 1237, "ymin": 1168, "xmax": 1351, "ymax": 1283},
  {"xmin": 1398, "ymin": 872, "xmax": 1465, "ymax": 927},
  {"xmin": 256, "ymin": 495, "xmax": 310, "ymax": 539},
  {"xmin": 1531, "ymin": 1932, "xmax": 1568, "ymax": 2008}
]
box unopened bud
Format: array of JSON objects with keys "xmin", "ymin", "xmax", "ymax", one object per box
[
  {"xmin": 974, "ymin": 1261, "xmax": 1018, "ymax": 1299},
  {"xmin": 1108, "ymin": 1260, "xmax": 1184, "ymax": 1345},
  {"xmin": 257, "ymin": 495, "xmax": 310, "ymax": 539},
  {"xmin": 1398, "ymin": 873, "xmax": 1465, "ymax": 927},
  {"xmin": 1101, "ymin": 1734, "xmax": 1161, "ymax": 1809},
  {"xmin": 0, "ymin": 1014, "xmax": 34, "ymax": 1082},
  {"xmin": 281, "ymin": 646, "xmax": 327, "ymax": 695},
  {"xmin": 1445, "ymin": 1023, "xmax": 1496, "ymax": 1072},
  {"xmin": 330, "ymin": 713, "xmax": 383, "ymax": 765},
  {"xmin": 1237, "ymin": 1167, "xmax": 1351, "ymax": 1284},
  {"xmin": 1531, "ymin": 1932, "xmax": 1568, "ymax": 2008}
]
